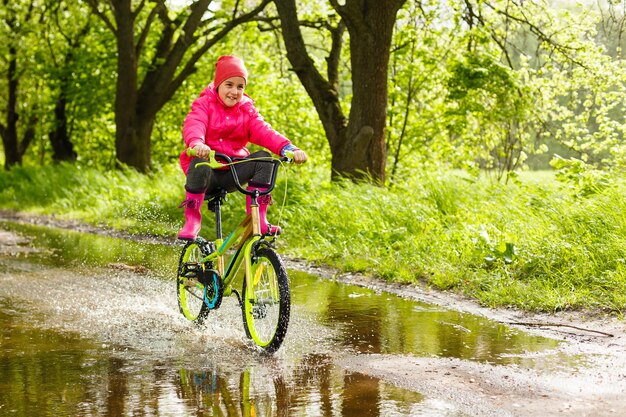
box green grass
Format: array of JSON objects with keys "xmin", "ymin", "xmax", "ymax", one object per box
[
  {"xmin": 2, "ymin": 162, "xmax": 626, "ymax": 315},
  {"xmin": 0, "ymin": 163, "xmax": 184, "ymax": 236}
]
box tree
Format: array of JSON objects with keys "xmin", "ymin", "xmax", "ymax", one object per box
[
  {"xmin": 43, "ymin": 0, "xmax": 92, "ymax": 163},
  {"xmin": 273, "ymin": 0, "xmax": 406, "ymax": 183},
  {"xmin": 381, "ymin": 0, "xmax": 621, "ymax": 181},
  {"xmin": 0, "ymin": 0, "xmax": 39, "ymax": 169},
  {"xmin": 453, "ymin": 0, "xmax": 624, "ymax": 178},
  {"xmin": 86, "ymin": 0, "xmax": 271, "ymax": 172}
]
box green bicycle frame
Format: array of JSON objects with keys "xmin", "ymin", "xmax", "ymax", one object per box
[{"xmin": 199, "ymin": 203, "xmax": 264, "ymax": 302}]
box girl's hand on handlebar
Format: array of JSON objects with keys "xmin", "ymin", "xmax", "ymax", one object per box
[
  {"xmin": 291, "ymin": 149, "xmax": 308, "ymax": 164},
  {"xmin": 193, "ymin": 143, "xmax": 211, "ymax": 159}
]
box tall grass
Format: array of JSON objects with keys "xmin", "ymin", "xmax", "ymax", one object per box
[
  {"xmin": 1, "ymin": 162, "xmax": 625, "ymax": 314},
  {"xmin": 278, "ymin": 167, "xmax": 626, "ymax": 315},
  {"xmin": 0, "ymin": 163, "xmax": 184, "ymax": 236}
]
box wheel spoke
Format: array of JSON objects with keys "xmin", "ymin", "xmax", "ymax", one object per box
[{"xmin": 184, "ymin": 285, "xmax": 205, "ymax": 302}]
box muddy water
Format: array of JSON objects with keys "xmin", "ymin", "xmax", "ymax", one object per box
[{"xmin": 0, "ymin": 222, "xmax": 570, "ymax": 416}]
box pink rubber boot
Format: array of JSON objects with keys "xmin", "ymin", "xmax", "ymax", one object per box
[
  {"xmin": 246, "ymin": 188, "xmax": 281, "ymax": 235},
  {"xmin": 177, "ymin": 191, "xmax": 205, "ymax": 240}
]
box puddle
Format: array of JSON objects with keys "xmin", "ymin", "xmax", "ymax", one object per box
[
  {"xmin": 0, "ymin": 221, "xmax": 179, "ymax": 274},
  {"xmin": 0, "ymin": 221, "xmax": 581, "ymax": 416},
  {"xmin": 0, "ymin": 300, "xmax": 460, "ymax": 416},
  {"xmin": 291, "ymin": 274, "xmax": 564, "ymax": 366}
]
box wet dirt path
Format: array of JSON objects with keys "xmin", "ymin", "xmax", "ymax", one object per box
[{"xmin": 1, "ymin": 219, "xmax": 626, "ymax": 416}]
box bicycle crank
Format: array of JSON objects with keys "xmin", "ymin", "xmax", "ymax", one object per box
[{"xmin": 199, "ymin": 269, "xmax": 224, "ymax": 310}]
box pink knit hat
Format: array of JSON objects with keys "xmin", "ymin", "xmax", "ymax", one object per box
[{"xmin": 213, "ymin": 55, "xmax": 248, "ymax": 87}]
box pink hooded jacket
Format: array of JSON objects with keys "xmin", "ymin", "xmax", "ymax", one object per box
[{"xmin": 179, "ymin": 83, "xmax": 291, "ymax": 175}]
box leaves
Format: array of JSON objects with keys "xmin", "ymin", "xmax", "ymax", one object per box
[
  {"xmin": 2, "ymin": 0, "xmax": 626, "ymax": 184},
  {"xmin": 550, "ymin": 154, "xmax": 613, "ymax": 196}
]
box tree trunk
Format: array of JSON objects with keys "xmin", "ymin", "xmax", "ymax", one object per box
[
  {"xmin": 274, "ymin": 0, "xmax": 405, "ymax": 183},
  {"xmin": 336, "ymin": 10, "xmax": 397, "ymax": 182},
  {"xmin": 1, "ymin": 45, "xmax": 23, "ymax": 170},
  {"xmin": 113, "ymin": 0, "xmax": 148, "ymax": 171},
  {"xmin": 49, "ymin": 94, "xmax": 77, "ymax": 162},
  {"xmin": 273, "ymin": 0, "xmax": 348, "ymax": 180},
  {"xmin": 47, "ymin": 6, "xmax": 90, "ymax": 164}
]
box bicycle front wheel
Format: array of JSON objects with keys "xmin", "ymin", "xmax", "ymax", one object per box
[
  {"xmin": 177, "ymin": 240, "xmax": 211, "ymax": 323},
  {"xmin": 241, "ymin": 247, "xmax": 290, "ymax": 353}
]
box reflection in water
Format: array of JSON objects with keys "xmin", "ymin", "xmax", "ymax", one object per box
[
  {"xmin": 0, "ymin": 221, "xmax": 562, "ymax": 365},
  {"xmin": 0, "ymin": 302, "xmax": 103, "ymax": 417},
  {"xmin": 342, "ymin": 372, "xmax": 380, "ymax": 416},
  {"xmin": 0, "ymin": 302, "xmax": 433, "ymax": 416},
  {"xmin": 175, "ymin": 354, "xmax": 427, "ymax": 417},
  {"xmin": 291, "ymin": 271, "xmax": 562, "ymax": 365},
  {"xmin": 0, "ymin": 220, "xmax": 179, "ymax": 275}
]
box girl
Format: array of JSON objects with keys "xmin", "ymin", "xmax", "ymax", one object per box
[{"xmin": 178, "ymin": 55, "xmax": 307, "ymax": 240}]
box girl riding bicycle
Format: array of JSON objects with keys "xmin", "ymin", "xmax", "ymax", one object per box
[{"xmin": 178, "ymin": 55, "xmax": 307, "ymax": 240}]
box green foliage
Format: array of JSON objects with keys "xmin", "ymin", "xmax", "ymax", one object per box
[
  {"xmin": 2, "ymin": 162, "xmax": 626, "ymax": 315},
  {"xmin": 479, "ymin": 229, "xmax": 516, "ymax": 265},
  {"xmin": 387, "ymin": 0, "xmax": 626, "ymax": 182},
  {"xmin": 147, "ymin": 20, "xmax": 330, "ymax": 169},
  {"xmin": 2, "ymin": 0, "xmax": 626, "ymax": 181},
  {"xmin": 447, "ymin": 54, "xmax": 515, "ymax": 103},
  {"xmin": 277, "ymin": 165, "xmax": 626, "ymax": 314},
  {"xmin": 550, "ymin": 154, "xmax": 613, "ymax": 196},
  {"xmin": 240, "ymin": 25, "xmax": 330, "ymax": 161}
]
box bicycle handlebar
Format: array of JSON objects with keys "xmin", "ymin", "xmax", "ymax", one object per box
[
  {"xmin": 185, "ymin": 147, "xmax": 292, "ymax": 197},
  {"xmin": 186, "ymin": 147, "xmax": 294, "ymax": 166}
]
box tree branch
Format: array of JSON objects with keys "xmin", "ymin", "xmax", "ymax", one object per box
[
  {"xmin": 327, "ymin": 0, "xmax": 344, "ymax": 15},
  {"xmin": 85, "ymin": 0, "xmax": 116, "ymax": 33},
  {"xmin": 326, "ymin": 20, "xmax": 345, "ymax": 88},
  {"xmin": 132, "ymin": 0, "xmax": 147, "ymax": 20},
  {"xmin": 483, "ymin": 0, "xmax": 588, "ymax": 68},
  {"xmin": 330, "ymin": 0, "xmax": 368, "ymax": 36},
  {"xmin": 231, "ymin": 0, "xmax": 241, "ymax": 20},
  {"xmin": 273, "ymin": 0, "xmax": 348, "ymax": 149},
  {"xmin": 506, "ymin": 321, "xmax": 614, "ymax": 337},
  {"xmin": 136, "ymin": 0, "xmax": 165, "ymax": 57},
  {"xmin": 139, "ymin": 0, "xmax": 271, "ymax": 113},
  {"xmin": 19, "ymin": 118, "xmax": 37, "ymax": 156}
]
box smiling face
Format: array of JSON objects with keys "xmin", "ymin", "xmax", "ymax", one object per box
[{"xmin": 217, "ymin": 76, "xmax": 246, "ymax": 107}]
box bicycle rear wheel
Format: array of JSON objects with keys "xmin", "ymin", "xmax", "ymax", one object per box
[
  {"xmin": 241, "ymin": 247, "xmax": 290, "ymax": 353},
  {"xmin": 177, "ymin": 240, "xmax": 211, "ymax": 323}
]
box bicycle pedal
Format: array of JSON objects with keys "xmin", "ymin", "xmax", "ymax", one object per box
[
  {"xmin": 262, "ymin": 235, "xmax": 277, "ymax": 244},
  {"xmin": 181, "ymin": 262, "xmax": 201, "ymax": 278},
  {"xmin": 198, "ymin": 269, "xmax": 220, "ymax": 287}
]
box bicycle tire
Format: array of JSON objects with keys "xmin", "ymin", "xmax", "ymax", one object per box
[
  {"xmin": 241, "ymin": 247, "xmax": 290, "ymax": 353},
  {"xmin": 177, "ymin": 240, "xmax": 211, "ymax": 323}
]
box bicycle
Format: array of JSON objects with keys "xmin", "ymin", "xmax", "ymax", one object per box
[{"xmin": 176, "ymin": 149, "xmax": 294, "ymax": 353}]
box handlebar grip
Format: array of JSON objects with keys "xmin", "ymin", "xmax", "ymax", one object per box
[{"xmin": 186, "ymin": 147, "xmax": 224, "ymax": 169}]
